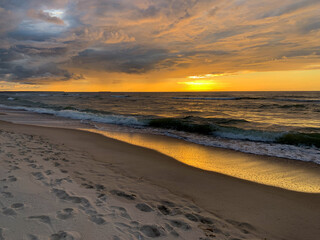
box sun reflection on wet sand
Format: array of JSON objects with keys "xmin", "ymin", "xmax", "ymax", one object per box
[{"xmin": 86, "ymin": 129, "xmax": 320, "ymax": 193}]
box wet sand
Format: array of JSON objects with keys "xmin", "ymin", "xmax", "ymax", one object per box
[
  {"xmin": 0, "ymin": 120, "xmax": 319, "ymax": 240},
  {"xmin": 87, "ymin": 129, "xmax": 320, "ymax": 193}
]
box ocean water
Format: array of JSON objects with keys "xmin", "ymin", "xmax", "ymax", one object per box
[{"xmin": 0, "ymin": 91, "xmax": 319, "ymax": 163}]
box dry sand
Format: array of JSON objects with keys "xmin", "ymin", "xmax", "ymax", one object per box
[{"xmin": 0, "ymin": 120, "xmax": 319, "ymax": 240}]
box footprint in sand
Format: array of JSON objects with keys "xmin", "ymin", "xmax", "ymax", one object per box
[
  {"xmin": 140, "ymin": 225, "xmax": 163, "ymax": 238},
  {"xmin": 28, "ymin": 215, "xmax": 52, "ymax": 228},
  {"xmin": 9, "ymin": 166, "xmax": 19, "ymax": 171},
  {"xmin": 1, "ymin": 192, "xmax": 13, "ymax": 198},
  {"xmin": 53, "ymin": 178, "xmax": 72, "ymax": 186},
  {"xmin": 89, "ymin": 215, "xmax": 106, "ymax": 225},
  {"xmin": 184, "ymin": 213, "xmax": 198, "ymax": 222},
  {"xmin": 164, "ymin": 224, "xmax": 179, "ymax": 237},
  {"xmin": 195, "ymin": 214, "xmax": 213, "ymax": 224},
  {"xmin": 169, "ymin": 219, "xmax": 191, "ymax": 231},
  {"xmin": 111, "ymin": 206, "xmax": 131, "ymax": 220},
  {"xmin": 110, "ymin": 190, "xmax": 136, "ymax": 200},
  {"xmin": 8, "ymin": 176, "xmax": 17, "ymax": 182},
  {"xmin": 50, "ymin": 231, "xmax": 81, "ymax": 240},
  {"xmin": 2, "ymin": 208, "xmax": 16, "ymax": 216},
  {"xmin": 95, "ymin": 184, "xmax": 105, "ymax": 191},
  {"xmin": 31, "ymin": 172, "xmax": 45, "ymax": 181},
  {"xmin": 28, "ymin": 164, "xmax": 42, "ymax": 169},
  {"xmin": 24, "ymin": 158, "xmax": 35, "ymax": 163},
  {"xmin": 52, "ymin": 189, "xmax": 91, "ymax": 207},
  {"xmin": 81, "ymin": 183, "xmax": 94, "ymax": 189},
  {"xmin": 135, "ymin": 203, "xmax": 154, "ymax": 212},
  {"xmin": 27, "ymin": 234, "xmax": 39, "ymax": 240},
  {"xmin": 45, "ymin": 170, "xmax": 54, "ymax": 175},
  {"xmin": 56, "ymin": 208, "xmax": 75, "ymax": 220},
  {"xmin": 11, "ymin": 203, "xmax": 24, "ymax": 209},
  {"xmin": 157, "ymin": 205, "xmax": 170, "ymax": 215},
  {"xmin": 97, "ymin": 193, "xmax": 107, "ymax": 202},
  {"xmin": 52, "ymin": 189, "xmax": 106, "ymax": 225}
]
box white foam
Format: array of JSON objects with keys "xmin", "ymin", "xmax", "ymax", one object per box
[
  {"xmin": 94, "ymin": 124, "xmax": 320, "ymax": 165},
  {"xmin": 214, "ymin": 128, "xmax": 283, "ymax": 142},
  {"xmin": 0, "ymin": 104, "xmax": 143, "ymax": 126}
]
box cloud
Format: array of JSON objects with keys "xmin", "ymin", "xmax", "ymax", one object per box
[
  {"xmin": 0, "ymin": 0, "xmax": 319, "ymax": 85},
  {"xmin": 72, "ymin": 46, "xmax": 171, "ymax": 73},
  {"xmin": 260, "ymin": 0, "xmax": 319, "ymax": 18},
  {"xmin": 0, "ymin": 62, "xmax": 83, "ymax": 84},
  {"xmin": 0, "ymin": 7, "xmax": 19, "ymax": 35},
  {"xmin": 0, "ymin": 45, "xmax": 82, "ymax": 83},
  {"xmin": 28, "ymin": 9, "xmax": 65, "ymax": 25}
]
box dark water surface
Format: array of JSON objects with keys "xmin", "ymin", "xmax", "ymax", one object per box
[{"xmin": 1, "ymin": 91, "xmax": 319, "ymax": 163}]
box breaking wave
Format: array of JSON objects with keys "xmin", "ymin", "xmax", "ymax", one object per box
[{"xmin": 0, "ymin": 104, "xmax": 143, "ymax": 126}]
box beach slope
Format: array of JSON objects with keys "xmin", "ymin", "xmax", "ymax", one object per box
[{"xmin": 0, "ymin": 120, "xmax": 319, "ymax": 240}]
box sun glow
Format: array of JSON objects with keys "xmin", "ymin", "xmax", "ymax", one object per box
[
  {"xmin": 178, "ymin": 80, "xmax": 216, "ymax": 91},
  {"xmin": 187, "ymin": 74, "xmax": 225, "ymax": 79}
]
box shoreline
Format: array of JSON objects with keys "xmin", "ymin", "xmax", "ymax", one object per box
[
  {"xmin": 0, "ymin": 107, "xmax": 319, "ymax": 193},
  {"xmin": 0, "ymin": 120, "xmax": 319, "ymax": 239},
  {"xmin": 87, "ymin": 128, "xmax": 320, "ymax": 193},
  {"xmin": 0, "ymin": 104, "xmax": 319, "ymax": 165}
]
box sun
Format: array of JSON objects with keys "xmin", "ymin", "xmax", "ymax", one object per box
[{"xmin": 178, "ymin": 80, "xmax": 216, "ymax": 91}]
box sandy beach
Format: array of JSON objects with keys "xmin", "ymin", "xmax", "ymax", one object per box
[
  {"xmin": 1, "ymin": 0, "xmax": 319, "ymax": 238},
  {"xmin": 0, "ymin": 118, "xmax": 319, "ymax": 240}
]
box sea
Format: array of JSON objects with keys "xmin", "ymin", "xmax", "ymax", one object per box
[{"xmin": 0, "ymin": 91, "xmax": 319, "ymax": 164}]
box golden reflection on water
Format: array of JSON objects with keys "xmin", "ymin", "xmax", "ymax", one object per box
[{"xmin": 86, "ymin": 129, "xmax": 320, "ymax": 193}]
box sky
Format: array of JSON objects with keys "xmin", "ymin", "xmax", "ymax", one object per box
[{"xmin": 0, "ymin": 0, "xmax": 319, "ymax": 91}]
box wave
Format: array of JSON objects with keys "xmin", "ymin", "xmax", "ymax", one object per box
[
  {"xmin": 172, "ymin": 96, "xmax": 320, "ymax": 103},
  {"xmin": 148, "ymin": 118, "xmax": 213, "ymax": 135},
  {"xmin": 214, "ymin": 127, "xmax": 282, "ymax": 142},
  {"xmin": 147, "ymin": 118, "xmax": 280, "ymax": 141},
  {"xmin": 1, "ymin": 104, "xmax": 319, "ymax": 149},
  {"xmin": 147, "ymin": 118, "xmax": 320, "ymax": 148},
  {"xmin": 0, "ymin": 104, "xmax": 143, "ymax": 126},
  {"xmin": 111, "ymin": 95, "xmax": 130, "ymax": 98},
  {"xmin": 172, "ymin": 97, "xmax": 241, "ymax": 100},
  {"xmin": 207, "ymin": 117, "xmax": 249, "ymax": 125},
  {"xmin": 95, "ymin": 122, "xmax": 320, "ymax": 164},
  {"xmin": 273, "ymin": 98, "xmax": 320, "ymax": 103},
  {"xmin": 258, "ymin": 104, "xmax": 308, "ymax": 110},
  {"xmin": 278, "ymin": 104, "xmax": 306, "ymax": 109},
  {"xmin": 276, "ymin": 133, "xmax": 320, "ymax": 148}
]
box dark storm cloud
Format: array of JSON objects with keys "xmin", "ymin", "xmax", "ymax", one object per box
[
  {"xmin": 73, "ymin": 46, "xmax": 172, "ymax": 74},
  {"xmin": 0, "ymin": 59, "xmax": 83, "ymax": 84},
  {"xmin": 0, "ymin": 44, "xmax": 80, "ymax": 82},
  {"xmin": 72, "ymin": 45, "xmax": 230, "ymax": 74},
  {"xmin": 10, "ymin": 45, "xmax": 69, "ymax": 57},
  {"xmin": 0, "ymin": 64, "xmax": 75, "ymax": 83},
  {"xmin": 8, "ymin": 29, "xmax": 58, "ymax": 42}
]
